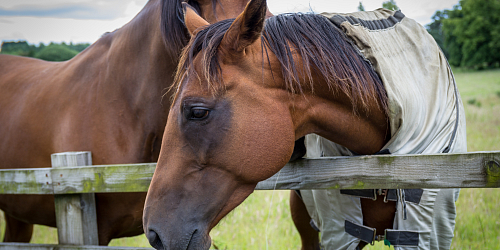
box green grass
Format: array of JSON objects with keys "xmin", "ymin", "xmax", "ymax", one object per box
[
  {"xmin": 448, "ymin": 68, "xmax": 500, "ymax": 250},
  {"xmin": 452, "ymin": 189, "xmax": 500, "ymax": 250},
  {"xmin": 1, "ymin": 69, "xmax": 499, "ymax": 249},
  {"xmin": 454, "ymin": 69, "xmax": 500, "ymax": 152}
]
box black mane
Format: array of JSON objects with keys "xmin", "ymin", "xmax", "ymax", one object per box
[{"xmin": 160, "ymin": 0, "xmax": 218, "ymax": 58}]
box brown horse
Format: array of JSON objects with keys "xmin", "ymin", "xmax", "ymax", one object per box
[
  {"xmin": 143, "ymin": 0, "xmax": 391, "ymax": 249},
  {"xmin": 144, "ymin": 0, "xmax": 466, "ymax": 249},
  {"xmin": 0, "ymin": 0, "xmax": 272, "ymax": 245}
]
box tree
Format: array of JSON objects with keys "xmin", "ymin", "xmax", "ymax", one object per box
[
  {"xmin": 426, "ymin": 9, "xmax": 457, "ymax": 59},
  {"xmin": 68, "ymin": 43, "xmax": 90, "ymax": 53},
  {"xmin": 35, "ymin": 44, "xmax": 79, "ymax": 61},
  {"xmin": 0, "ymin": 41, "xmax": 36, "ymax": 56},
  {"xmin": 441, "ymin": 5, "xmax": 464, "ymax": 67},
  {"xmin": 1, "ymin": 41, "xmax": 89, "ymax": 60},
  {"xmin": 442, "ymin": 0, "xmax": 500, "ymax": 68},
  {"xmin": 358, "ymin": 2, "xmax": 365, "ymax": 11},
  {"xmin": 382, "ymin": 0, "xmax": 399, "ymax": 11}
]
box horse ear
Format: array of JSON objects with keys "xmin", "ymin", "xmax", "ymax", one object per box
[
  {"xmin": 183, "ymin": 2, "xmax": 209, "ymax": 37},
  {"xmin": 221, "ymin": 0, "xmax": 267, "ymax": 53}
]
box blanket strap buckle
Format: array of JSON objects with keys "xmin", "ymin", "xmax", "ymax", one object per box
[{"xmin": 378, "ymin": 189, "xmax": 389, "ymax": 203}]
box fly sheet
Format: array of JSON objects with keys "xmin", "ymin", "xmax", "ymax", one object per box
[{"xmin": 301, "ymin": 8, "xmax": 467, "ymax": 250}]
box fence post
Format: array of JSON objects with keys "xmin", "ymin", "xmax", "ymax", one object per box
[{"xmin": 51, "ymin": 151, "xmax": 99, "ymax": 245}]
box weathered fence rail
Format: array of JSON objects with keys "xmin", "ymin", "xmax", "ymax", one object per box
[
  {"xmin": 1, "ymin": 151, "xmax": 499, "ymax": 195},
  {"xmin": 1, "ymin": 151, "xmax": 499, "ymax": 250}
]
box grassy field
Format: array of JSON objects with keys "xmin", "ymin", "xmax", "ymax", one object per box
[{"xmin": 1, "ymin": 69, "xmax": 499, "ymax": 249}]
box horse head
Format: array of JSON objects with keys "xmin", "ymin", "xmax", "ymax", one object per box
[{"xmin": 143, "ymin": 0, "xmax": 389, "ymax": 248}]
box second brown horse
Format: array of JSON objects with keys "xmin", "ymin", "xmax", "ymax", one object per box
[{"xmin": 0, "ymin": 0, "xmax": 272, "ymax": 245}]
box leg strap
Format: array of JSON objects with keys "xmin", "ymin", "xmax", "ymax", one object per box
[
  {"xmin": 384, "ymin": 229, "xmax": 420, "ymax": 246},
  {"xmin": 340, "ymin": 189, "xmax": 423, "ymax": 204},
  {"xmin": 345, "ymin": 220, "xmax": 376, "ymax": 244},
  {"xmin": 345, "ymin": 220, "xmax": 419, "ymax": 246}
]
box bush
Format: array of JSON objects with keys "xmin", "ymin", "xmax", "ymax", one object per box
[{"xmin": 35, "ymin": 44, "xmax": 79, "ymax": 61}]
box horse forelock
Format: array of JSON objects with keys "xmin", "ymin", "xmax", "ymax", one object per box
[
  {"xmin": 173, "ymin": 13, "xmax": 389, "ymax": 115},
  {"xmin": 172, "ymin": 18, "xmax": 234, "ymax": 101}
]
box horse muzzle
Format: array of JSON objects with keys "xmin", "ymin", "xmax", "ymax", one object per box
[{"xmin": 144, "ymin": 217, "xmax": 211, "ymax": 250}]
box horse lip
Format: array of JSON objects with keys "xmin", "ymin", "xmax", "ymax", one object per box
[
  {"xmin": 209, "ymin": 199, "xmax": 231, "ymax": 229},
  {"xmin": 182, "ymin": 228, "xmax": 197, "ymax": 250}
]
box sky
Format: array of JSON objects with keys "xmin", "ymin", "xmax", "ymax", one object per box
[{"xmin": 0, "ymin": 0, "xmax": 459, "ymax": 45}]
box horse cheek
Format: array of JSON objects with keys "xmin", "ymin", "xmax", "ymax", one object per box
[{"xmin": 229, "ymin": 99, "xmax": 294, "ymax": 183}]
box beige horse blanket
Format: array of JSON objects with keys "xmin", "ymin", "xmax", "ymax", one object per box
[{"xmin": 301, "ymin": 8, "xmax": 467, "ymax": 250}]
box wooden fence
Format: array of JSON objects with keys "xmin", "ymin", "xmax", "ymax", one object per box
[{"xmin": 1, "ymin": 151, "xmax": 499, "ymax": 249}]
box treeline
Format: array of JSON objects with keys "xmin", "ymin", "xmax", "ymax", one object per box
[
  {"xmin": 426, "ymin": 0, "xmax": 500, "ymax": 69},
  {"xmin": 0, "ymin": 41, "xmax": 90, "ymax": 62}
]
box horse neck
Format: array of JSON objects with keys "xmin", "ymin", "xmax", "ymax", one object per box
[
  {"xmin": 283, "ymin": 58, "xmax": 389, "ymax": 155},
  {"xmin": 67, "ymin": 0, "xmax": 174, "ymax": 123}
]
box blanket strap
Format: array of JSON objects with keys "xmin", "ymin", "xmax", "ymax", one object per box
[
  {"xmin": 442, "ymin": 57, "xmax": 460, "ymax": 153},
  {"xmin": 345, "ymin": 220, "xmax": 419, "ymax": 246},
  {"xmin": 340, "ymin": 189, "xmax": 423, "ymax": 204}
]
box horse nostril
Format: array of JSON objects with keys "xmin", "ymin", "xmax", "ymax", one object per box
[{"xmin": 147, "ymin": 229, "xmax": 164, "ymax": 250}]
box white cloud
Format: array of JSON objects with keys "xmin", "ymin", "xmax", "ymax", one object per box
[
  {"xmin": 0, "ymin": 16, "xmax": 128, "ymax": 44},
  {"xmin": 0, "ymin": 0, "xmax": 148, "ymax": 44},
  {"xmin": 269, "ymin": 0, "xmax": 459, "ymax": 25},
  {"xmin": 0, "ymin": 0, "xmax": 141, "ymax": 20},
  {"xmin": 0, "ymin": 0, "xmax": 459, "ymax": 45}
]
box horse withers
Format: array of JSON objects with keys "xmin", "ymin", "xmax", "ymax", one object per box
[
  {"xmin": 143, "ymin": 0, "xmax": 466, "ymax": 249},
  {"xmin": 0, "ymin": 0, "xmax": 271, "ymax": 245}
]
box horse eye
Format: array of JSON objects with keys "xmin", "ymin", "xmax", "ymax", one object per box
[{"xmin": 190, "ymin": 108, "xmax": 210, "ymax": 120}]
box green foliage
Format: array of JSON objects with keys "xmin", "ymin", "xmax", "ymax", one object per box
[
  {"xmin": 358, "ymin": 1, "xmax": 365, "ymax": 11},
  {"xmin": 34, "ymin": 44, "xmax": 79, "ymax": 61},
  {"xmin": 430, "ymin": 0, "xmax": 500, "ymax": 69},
  {"xmin": 441, "ymin": 6, "xmax": 464, "ymax": 67},
  {"xmin": 382, "ymin": 0, "xmax": 399, "ymax": 11},
  {"xmin": 1, "ymin": 40, "xmax": 90, "ymax": 61},
  {"xmin": 426, "ymin": 10, "xmax": 449, "ymax": 58},
  {"xmin": 467, "ymin": 98, "xmax": 482, "ymax": 107},
  {"xmin": 68, "ymin": 42, "xmax": 90, "ymax": 52},
  {"xmin": 0, "ymin": 41, "xmax": 37, "ymax": 57}
]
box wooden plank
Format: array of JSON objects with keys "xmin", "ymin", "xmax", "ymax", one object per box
[
  {"xmin": 0, "ymin": 168, "xmax": 52, "ymax": 194},
  {"xmin": 0, "ymin": 163, "xmax": 156, "ymax": 195},
  {"xmin": 256, "ymin": 151, "xmax": 500, "ymax": 190},
  {"xmin": 0, "ymin": 152, "xmax": 499, "ymax": 194},
  {"xmin": 52, "ymin": 152, "xmax": 99, "ymax": 246},
  {"xmin": 0, "ymin": 243, "xmax": 152, "ymax": 250},
  {"xmin": 52, "ymin": 151, "xmax": 500, "ymax": 191},
  {"xmin": 51, "ymin": 163, "xmax": 156, "ymax": 194}
]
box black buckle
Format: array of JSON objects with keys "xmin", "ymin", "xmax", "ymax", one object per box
[
  {"xmin": 374, "ymin": 234, "xmax": 385, "ymax": 244},
  {"xmin": 378, "ymin": 189, "xmax": 389, "ymax": 203}
]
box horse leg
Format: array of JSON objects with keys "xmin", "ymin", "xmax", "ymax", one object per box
[
  {"xmin": 3, "ymin": 214, "xmax": 33, "ymax": 242},
  {"xmin": 357, "ymin": 196, "xmax": 397, "ymax": 249},
  {"xmin": 94, "ymin": 193, "xmax": 147, "ymax": 245},
  {"xmin": 289, "ymin": 191, "xmax": 320, "ymax": 250}
]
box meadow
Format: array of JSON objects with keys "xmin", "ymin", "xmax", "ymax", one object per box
[{"xmin": 1, "ymin": 68, "xmax": 499, "ymax": 249}]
